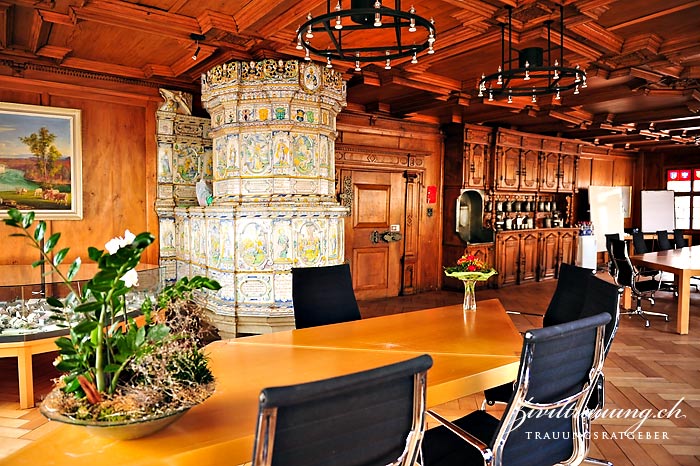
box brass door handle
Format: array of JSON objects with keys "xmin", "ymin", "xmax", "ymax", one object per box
[{"xmin": 371, "ymin": 230, "xmax": 402, "ymax": 243}]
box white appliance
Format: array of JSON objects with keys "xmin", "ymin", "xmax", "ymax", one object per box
[{"xmin": 576, "ymin": 235, "xmax": 597, "ymax": 270}]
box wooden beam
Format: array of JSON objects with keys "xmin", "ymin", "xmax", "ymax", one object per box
[
  {"xmin": 71, "ymin": 1, "xmax": 201, "ymax": 40},
  {"xmin": 608, "ymin": 1, "xmax": 700, "ymax": 31}
]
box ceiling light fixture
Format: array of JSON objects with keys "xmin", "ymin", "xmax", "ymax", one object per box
[
  {"xmin": 190, "ymin": 33, "xmax": 206, "ymax": 61},
  {"xmin": 478, "ymin": 4, "xmax": 586, "ymax": 102},
  {"xmin": 297, "ymin": 0, "xmax": 436, "ymax": 70}
]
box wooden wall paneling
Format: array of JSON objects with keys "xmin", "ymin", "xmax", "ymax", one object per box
[
  {"xmin": 577, "ymin": 157, "xmax": 593, "ymax": 189},
  {"xmin": 143, "ymin": 100, "xmax": 159, "ymax": 266},
  {"xmin": 0, "ymin": 75, "xmax": 160, "ymax": 271},
  {"xmin": 612, "ymin": 158, "xmax": 634, "ymax": 186},
  {"xmin": 590, "ymin": 158, "xmax": 614, "ymax": 186}
]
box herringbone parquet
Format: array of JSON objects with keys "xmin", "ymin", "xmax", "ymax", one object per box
[{"xmin": 1, "ymin": 276, "xmax": 699, "ymax": 465}]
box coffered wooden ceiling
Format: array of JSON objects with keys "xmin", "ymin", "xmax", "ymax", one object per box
[{"xmin": 1, "ymin": 0, "xmax": 699, "ymax": 155}]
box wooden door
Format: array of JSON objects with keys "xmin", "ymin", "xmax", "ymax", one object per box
[
  {"xmin": 464, "ymin": 142, "xmax": 488, "ymax": 188},
  {"xmin": 342, "ymin": 170, "xmax": 405, "ymax": 300},
  {"xmin": 495, "ymin": 146, "xmax": 520, "ymax": 190},
  {"xmin": 539, "ymin": 230, "xmax": 559, "ymax": 279},
  {"xmin": 519, "ymin": 149, "xmax": 540, "ymax": 191},
  {"xmin": 519, "ymin": 231, "xmax": 540, "ymax": 282},
  {"xmin": 558, "ymin": 230, "xmax": 577, "ymax": 267},
  {"xmin": 540, "ymin": 153, "xmax": 560, "ymax": 192},
  {"xmin": 558, "ymin": 154, "xmax": 576, "ymax": 191},
  {"xmin": 496, "ymin": 232, "xmax": 520, "ymax": 286}
]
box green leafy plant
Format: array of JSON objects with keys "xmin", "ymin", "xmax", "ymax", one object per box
[{"xmin": 4, "ymin": 209, "xmax": 221, "ymax": 421}]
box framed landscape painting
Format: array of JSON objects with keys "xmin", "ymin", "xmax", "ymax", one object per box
[{"xmin": 0, "ymin": 102, "xmax": 83, "ymax": 220}]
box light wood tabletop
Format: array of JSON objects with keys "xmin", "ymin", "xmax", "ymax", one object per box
[
  {"xmin": 1, "ymin": 300, "xmax": 522, "ymax": 466},
  {"xmin": 236, "ymin": 299, "xmax": 523, "ymax": 357},
  {"xmin": 631, "ymin": 245, "xmax": 700, "ymax": 334}
]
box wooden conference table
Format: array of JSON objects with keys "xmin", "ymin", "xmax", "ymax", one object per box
[
  {"xmin": 2, "ymin": 299, "xmax": 522, "ymax": 466},
  {"xmin": 631, "ymin": 245, "xmax": 700, "ymax": 335}
]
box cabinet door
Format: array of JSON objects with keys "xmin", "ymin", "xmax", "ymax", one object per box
[
  {"xmin": 558, "ymin": 154, "xmax": 576, "ymax": 192},
  {"xmin": 519, "ymin": 149, "xmax": 539, "ymax": 191},
  {"xmin": 519, "ymin": 231, "xmax": 539, "ymax": 282},
  {"xmin": 495, "ymin": 147, "xmax": 520, "ymax": 190},
  {"xmin": 558, "ymin": 230, "xmax": 577, "ymax": 266},
  {"xmin": 497, "ymin": 233, "xmax": 520, "ymax": 286},
  {"xmin": 464, "ymin": 143, "xmax": 488, "ymax": 188},
  {"xmin": 540, "ymin": 153, "xmax": 559, "ymax": 192},
  {"xmin": 539, "ymin": 230, "xmax": 559, "ymax": 280}
]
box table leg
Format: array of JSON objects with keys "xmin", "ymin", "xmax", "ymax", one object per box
[
  {"xmin": 622, "ymin": 286, "xmax": 632, "ymax": 309},
  {"xmin": 16, "ymin": 348, "xmax": 35, "ymax": 409},
  {"xmin": 677, "ymin": 271, "xmax": 690, "ymax": 335}
]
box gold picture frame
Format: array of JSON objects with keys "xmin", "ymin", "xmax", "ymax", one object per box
[{"xmin": 0, "ymin": 102, "xmax": 83, "ymax": 220}]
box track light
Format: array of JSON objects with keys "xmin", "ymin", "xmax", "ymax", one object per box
[{"xmin": 190, "ymin": 33, "xmax": 206, "ymax": 61}]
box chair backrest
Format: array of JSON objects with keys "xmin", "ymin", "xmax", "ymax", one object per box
[
  {"xmin": 604, "ymin": 233, "xmax": 621, "ymax": 277},
  {"xmin": 674, "ymin": 229, "xmax": 688, "ymax": 248},
  {"xmin": 609, "ymin": 238, "xmax": 635, "ymax": 288},
  {"xmin": 631, "ymin": 230, "xmax": 649, "ymax": 254},
  {"xmin": 291, "ymin": 263, "xmax": 361, "ymax": 329},
  {"xmin": 252, "ymin": 354, "xmax": 433, "ymax": 466},
  {"xmin": 657, "ymin": 230, "xmax": 673, "ymax": 251},
  {"xmin": 542, "ymin": 263, "xmax": 594, "ymax": 327},
  {"xmin": 579, "ymin": 276, "xmax": 622, "ymax": 357},
  {"xmin": 492, "ymin": 313, "xmax": 610, "ymax": 466}
]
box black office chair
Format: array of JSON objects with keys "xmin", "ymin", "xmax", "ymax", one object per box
[
  {"xmin": 657, "ymin": 230, "xmax": 674, "ymax": 251},
  {"xmin": 673, "ymin": 229, "xmax": 688, "ymax": 248},
  {"xmin": 422, "ymin": 313, "xmax": 611, "ymax": 466},
  {"xmin": 291, "ymin": 263, "xmax": 361, "ymax": 329},
  {"xmin": 605, "ymin": 233, "xmax": 621, "ymax": 277},
  {"xmin": 505, "ymin": 262, "xmax": 593, "ymax": 320},
  {"xmin": 251, "ymin": 354, "xmax": 433, "ymax": 466},
  {"xmin": 484, "ymin": 266, "xmax": 621, "ymax": 414},
  {"xmin": 631, "ymin": 230, "xmax": 663, "ymax": 278},
  {"xmin": 610, "ymin": 238, "xmax": 668, "ymax": 327}
]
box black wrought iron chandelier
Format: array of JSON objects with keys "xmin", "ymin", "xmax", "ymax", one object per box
[
  {"xmin": 478, "ymin": 4, "xmax": 586, "ymax": 103},
  {"xmin": 296, "ymin": 0, "xmax": 436, "ymax": 70}
]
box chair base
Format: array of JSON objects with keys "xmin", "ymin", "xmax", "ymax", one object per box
[
  {"xmin": 621, "ymin": 306, "xmax": 669, "ymax": 328},
  {"xmin": 585, "ymin": 456, "xmax": 613, "ymax": 466}
]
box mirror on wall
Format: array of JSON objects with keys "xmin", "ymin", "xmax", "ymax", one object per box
[{"xmin": 456, "ymin": 189, "xmax": 494, "ymax": 244}]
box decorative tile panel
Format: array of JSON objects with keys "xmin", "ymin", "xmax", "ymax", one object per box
[{"xmin": 158, "ymin": 61, "xmax": 348, "ymax": 334}]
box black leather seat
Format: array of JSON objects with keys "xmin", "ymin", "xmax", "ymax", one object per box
[{"xmin": 291, "ymin": 263, "xmax": 361, "ymax": 329}]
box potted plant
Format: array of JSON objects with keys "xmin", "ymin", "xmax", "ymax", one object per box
[{"xmin": 4, "ymin": 209, "xmax": 221, "ymax": 439}]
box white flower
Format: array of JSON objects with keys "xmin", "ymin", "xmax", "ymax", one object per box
[
  {"xmin": 105, "ymin": 229, "xmax": 136, "ymax": 255},
  {"xmin": 121, "ymin": 268, "xmax": 139, "ymax": 288}
]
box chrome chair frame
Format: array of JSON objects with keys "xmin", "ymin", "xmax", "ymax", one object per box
[{"xmin": 425, "ymin": 313, "xmax": 611, "ymax": 466}]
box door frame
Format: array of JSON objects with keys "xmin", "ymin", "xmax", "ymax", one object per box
[{"xmin": 335, "ymin": 143, "xmax": 428, "ymax": 297}]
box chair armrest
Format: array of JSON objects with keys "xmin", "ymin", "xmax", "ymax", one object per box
[
  {"xmin": 426, "ymin": 410, "xmax": 493, "ymax": 462},
  {"xmin": 506, "ymin": 310, "xmax": 543, "ymax": 317}
]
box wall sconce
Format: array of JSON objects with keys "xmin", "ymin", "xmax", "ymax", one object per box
[{"xmin": 190, "ymin": 33, "xmax": 206, "ymax": 61}]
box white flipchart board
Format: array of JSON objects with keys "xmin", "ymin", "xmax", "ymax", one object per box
[
  {"xmin": 641, "ymin": 190, "xmax": 675, "ymax": 233},
  {"xmin": 589, "ymin": 186, "xmax": 625, "ymax": 252}
]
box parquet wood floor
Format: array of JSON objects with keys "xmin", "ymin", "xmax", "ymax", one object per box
[{"xmin": 1, "ymin": 276, "xmax": 698, "ymax": 465}]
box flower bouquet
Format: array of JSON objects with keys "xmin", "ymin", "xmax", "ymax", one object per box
[
  {"xmin": 4, "ymin": 209, "xmax": 221, "ymax": 439},
  {"xmin": 444, "ymin": 254, "xmax": 497, "ymax": 311}
]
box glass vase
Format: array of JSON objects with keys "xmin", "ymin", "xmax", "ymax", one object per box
[{"xmin": 461, "ymin": 279, "xmax": 477, "ymax": 311}]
